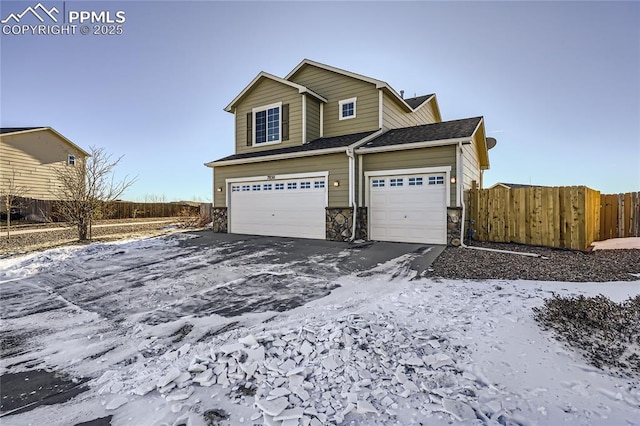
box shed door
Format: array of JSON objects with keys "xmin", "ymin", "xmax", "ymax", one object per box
[
  {"xmin": 369, "ymin": 173, "xmax": 447, "ymax": 244},
  {"xmin": 229, "ymin": 177, "xmax": 326, "ymax": 240}
]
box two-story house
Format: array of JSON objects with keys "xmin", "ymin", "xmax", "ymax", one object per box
[
  {"xmin": 1, "ymin": 127, "xmax": 89, "ymax": 200},
  {"xmin": 205, "ymin": 59, "xmax": 492, "ymax": 245}
]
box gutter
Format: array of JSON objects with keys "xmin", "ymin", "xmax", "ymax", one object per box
[{"xmin": 457, "ymin": 142, "xmax": 541, "ymax": 258}]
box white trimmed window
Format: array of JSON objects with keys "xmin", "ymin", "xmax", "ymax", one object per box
[
  {"xmin": 338, "ymin": 97, "xmax": 357, "ymax": 120},
  {"xmin": 372, "ymin": 179, "xmax": 385, "ymax": 187},
  {"xmin": 314, "ymin": 180, "xmax": 325, "ymax": 189},
  {"xmin": 67, "ymin": 155, "xmax": 76, "ymax": 166},
  {"xmin": 300, "ymin": 181, "xmax": 311, "ymax": 189},
  {"xmin": 390, "ymin": 178, "xmax": 404, "ymax": 187},
  {"xmin": 275, "ymin": 183, "xmax": 284, "ymax": 190},
  {"xmin": 253, "ymin": 102, "xmax": 282, "ymax": 145}
]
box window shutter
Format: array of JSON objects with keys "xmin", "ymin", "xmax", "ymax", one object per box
[
  {"xmin": 282, "ymin": 104, "xmax": 289, "ymax": 141},
  {"xmin": 246, "ymin": 112, "xmax": 252, "ymax": 146}
]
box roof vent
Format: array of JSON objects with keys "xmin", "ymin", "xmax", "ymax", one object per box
[{"xmin": 400, "ymin": 90, "xmax": 404, "ymax": 99}]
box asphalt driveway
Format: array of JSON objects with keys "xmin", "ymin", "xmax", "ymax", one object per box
[{"xmin": 0, "ymin": 231, "xmax": 443, "ymax": 421}]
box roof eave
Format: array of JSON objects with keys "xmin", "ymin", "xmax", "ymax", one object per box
[
  {"xmin": 224, "ymin": 71, "xmax": 327, "ymax": 113},
  {"xmin": 1, "ymin": 127, "xmax": 90, "ymax": 157},
  {"xmin": 205, "ymin": 146, "xmax": 348, "ymax": 168},
  {"xmin": 356, "ymin": 137, "xmax": 472, "ymax": 154}
]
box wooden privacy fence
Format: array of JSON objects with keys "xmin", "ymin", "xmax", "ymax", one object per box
[
  {"xmin": 470, "ymin": 185, "xmax": 601, "ymax": 250},
  {"xmin": 101, "ymin": 201, "xmax": 200, "ymax": 219},
  {"xmin": 600, "ymin": 192, "xmax": 640, "ymax": 240},
  {"xmin": 2, "ymin": 198, "xmax": 200, "ymax": 221}
]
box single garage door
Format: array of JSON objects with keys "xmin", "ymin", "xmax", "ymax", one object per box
[
  {"xmin": 369, "ymin": 173, "xmax": 447, "ymax": 244},
  {"xmin": 229, "ymin": 177, "xmax": 327, "ymax": 239}
]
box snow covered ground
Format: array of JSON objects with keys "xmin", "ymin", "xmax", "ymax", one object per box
[
  {"xmin": 1, "ymin": 233, "xmax": 639, "ymax": 426},
  {"xmin": 592, "ymin": 237, "xmax": 640, "ymax": 251}
]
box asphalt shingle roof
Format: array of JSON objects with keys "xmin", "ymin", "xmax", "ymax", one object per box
[
  {"xmin": 213, "ymin": 130, "xmax": 377, "ymax": 162},
  {"xmin": 404, "ymin": 94, "xmax": 433, "ymax": 109},
  {"xmin": 360, "ymin": 117, "xmax": 482, "ymax": 149},
  {"xmin": 0, "ymin": 127, "xmax": 46, "ymax": 134}
]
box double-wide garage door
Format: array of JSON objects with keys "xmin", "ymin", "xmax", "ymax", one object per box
[
  {"xmin": 229, "ymin": 176, "xmax": 327, "ymax": 240},
  {"xmin": 369, "ymin": 173, "xmax": 447, "ymax": 244}
]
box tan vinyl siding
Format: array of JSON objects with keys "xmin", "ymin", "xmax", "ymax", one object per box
[
  {"xmin": 382, "ymin": 92, "xmax": 438, "ymax": 130},
  {"xmin": 289, "ymin": 66, "xmax": 379, "ymax": 137},
  {"xmin": 462, "ymin": 138, "xmax": 481, "ymax": 190},
  {"xmin": 0, "ymin": 131, "xmax": 86, "ymax": 200},
  {"xmin": 361, "ymin": 146, "xmax": 457, "ymax": 206},
  {"xmin": 213, "ymin": 153, "xmax": 349, "ymax": 207},
  {"xmin": 306, "ymin": 97, "xmax": 320, "ymax": 142},
  {"xmin": 235, "ymin": 78, "xmax": 302, "ymax": 154}
]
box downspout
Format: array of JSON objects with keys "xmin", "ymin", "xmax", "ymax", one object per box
[
  {"xmin": 457, "ymin": 142, "xmax": 541, "ymax": 258},
  {"xmin": 346, "ymin": 147, "xmax": 357, "ymax": 241}
]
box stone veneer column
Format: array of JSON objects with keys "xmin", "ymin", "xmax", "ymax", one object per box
[{"xmin": 212, "ymin": 207, "xmax": 227, "ymax": 233}]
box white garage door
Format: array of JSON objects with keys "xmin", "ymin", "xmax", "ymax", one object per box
[
  {"xmin": 229, "ymin": 177, "xmax": 327, "ymax": 240},
  {"xmin": 369, "ymin": 173, "xmax": 447, "ymax": 244}
]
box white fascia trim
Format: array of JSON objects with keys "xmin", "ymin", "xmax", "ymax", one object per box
[
  {"xmin": 347, "ymin": 128, "xmax": 384, "ymax": 149},
  {"xmin": 285, "ymin": 59, "xmax": 415, "ymax": 112},
  {"xmin": 211, "ymin": 167, "xmax": 216, "ymax": 208},
  {"xmin": 205, "ymin": 130, "xmax": 384, "ymax": 168},
  {"xmin": 302, "ymin": 94, "xmax": 307, "ymax": 143},
  {"xmin": 364, "ymin": 166, "xmax": 453, "ymax": 208},
  {"xmin": 286, "ymin": 59, "xmax": 386, "ymax": 87},
  {"xmin": 378, "ymin": 90, "xmax": 383, "ymax": 129},
  {"xmin": 355, "ymin": 138, "xmax": 472, "ymax": 155},
  {"xmin": 224, "ymin": 72, "xmax": 327, "ymax": 112},
  {"xmin": 206, "ymin": 147, "xmax": 347, "ymax": 167},
  {"xmin": 226, "ymin": 171, "xmax": 329, "ymax": 184},
  {"xmin": 319, "ymin": 104, "xmax": 324, "ymax": 137}
]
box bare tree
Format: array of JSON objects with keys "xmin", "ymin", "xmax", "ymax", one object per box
[
  {"xmin": 54, "ymin": 146, "xmax": 136, "ymax": 241},
  {"xmin": 1, "ymin": 167, "xmax": 29, "ymax": 239}
]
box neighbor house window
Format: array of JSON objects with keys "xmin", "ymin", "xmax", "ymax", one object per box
[
  {"xmin": 390, "ymin": 178, "xmax": 404, "ymax": 187},
  {"xmin": 67, "ymin": 155, "xmax": 76, "ymax": 166},
  {"xmin": 428, "ymin": 176, "xmax": 444, "ymax": 185},
  {"xmin": 314, "ymin": 181, "xmax": 325, "ymax": 189},
  {"xmin": 338, "ymin": 97, "xmax": 357, "ymax": 120},
  {"xmin": 253, "ymin": 102, "xmax": 281, "ymax": 145}
]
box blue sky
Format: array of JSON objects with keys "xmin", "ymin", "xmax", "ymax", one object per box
[{"xmin": 1, "ymin": 1, "xmax": 638, "ymax": 201}]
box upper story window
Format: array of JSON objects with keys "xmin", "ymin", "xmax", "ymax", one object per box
[
  {"xmin": 252, "ymin": 102, "xmax": 281, "ymax": 145},
  {"xmin": 67, "ymin": 155, "xmax": 76, "ymax": 166},
  {"xmin": 338, "ymin": 97, "xmax": 357, "ymax": 120}
]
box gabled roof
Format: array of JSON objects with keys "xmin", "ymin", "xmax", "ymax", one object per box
[
  {"xmin": 206, "ymin": 130, "xmax": 378, "ymax": 166},
  {"xmin": 0, "ymin": 126, "xmax": 90, "ymax": 157},
  {"xmin": 359, "ymin": 117, "xmax": 483, "ymax": 149},
  {"xmin": 224, "ymin": 71, "xmax": 328, "ymax": 113},
  {"xmin": 285, "ymin": 59, "xmax": 428, "ymax": 114}
]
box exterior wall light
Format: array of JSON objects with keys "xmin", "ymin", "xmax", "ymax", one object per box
[
  {"xmin": 333, "ymin": 180, "xmax": 340, "ymax": 187},
  {"xmin": 450, "ymin": 177, "xmax": 456, "ymax": 184},
  {"xmin": 217, "ymin": 187, "xmax": 223, "ymax": 192}
]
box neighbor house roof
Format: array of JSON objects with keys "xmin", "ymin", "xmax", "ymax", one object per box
[
  {"xmin": 490, "ymin": 183, "xmax": 542, "ymax": 189},
  {"xmin": 0, "ymin": 126, "xmax": 90, "ymax": 157},
  {"xmin": 1, "ymin": 127, "xmax": 46, "ymax": 134},
  {"xmin": 206, "ymin": 130, "xmax": 379, "ymax": 167},
  {"xmin": 224, "ymin": 71, "xmax": 328, "ymax": 113},
  {"xmin": 359, "ymin": 117, "xmax": 483, "ymax": 150},
  {"xmin": 404, "ymin": 94, "xmax": 434, "ymax": 109}
]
